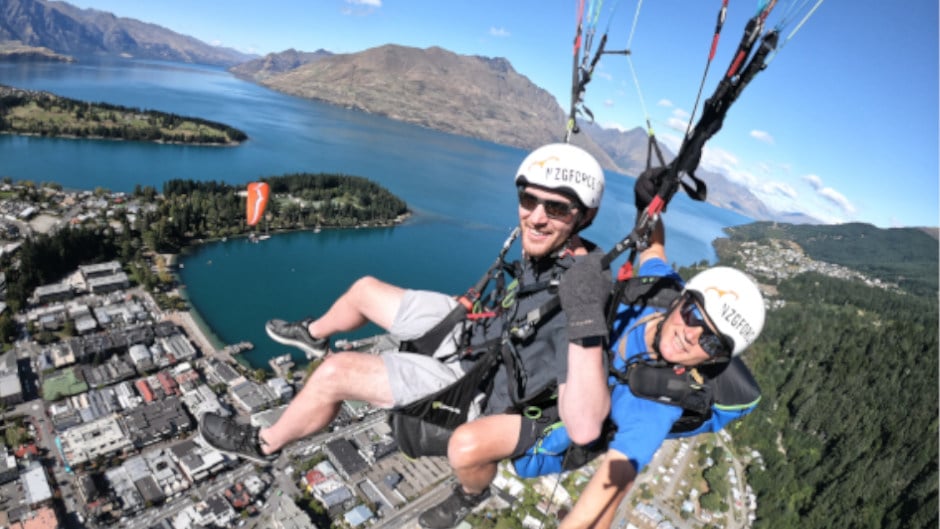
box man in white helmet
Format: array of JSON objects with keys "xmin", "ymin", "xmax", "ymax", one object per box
[
  {"xmin": 489, "ymin": 171, "xmax": 768, "ymax": 529},
  {"xmin": 199, "ymin": 144, "xmax": 614, "ymax": 508}
]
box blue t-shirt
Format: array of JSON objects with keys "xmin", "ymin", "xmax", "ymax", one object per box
[{"xmin": 605, "ymin": 257, "xmax": 683, "ymax": 473}]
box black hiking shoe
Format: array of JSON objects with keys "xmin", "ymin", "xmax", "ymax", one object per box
[
  {"xmin": 198, "ymin": 412, "xmax": 277, "ymax": 465},
  {"xmin": 418, "ymin": 484, "xmax": 491, "ymax": 529},
  {"xmin": 265, "ymin": 318, "xmax": 330, "ymax": 359}
]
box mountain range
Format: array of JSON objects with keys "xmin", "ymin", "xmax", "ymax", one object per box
[
  {"xmin": 0, "ymin": 0, "xmax": 817, "ymax": 223},
  {"xmin": 0, "ymin": 0, "xmax": 252, "ymax": 66}
]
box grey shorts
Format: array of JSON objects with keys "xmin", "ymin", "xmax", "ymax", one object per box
[{"xmin": 383, "ymin": 290, "xmax": 468, "ymax": 408}]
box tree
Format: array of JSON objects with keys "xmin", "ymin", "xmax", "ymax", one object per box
[
  {"xmin": 62, "ymin": 319, "xmax": 76, "ymax": 338},
  {"xmin": 700, "ymin": 491, "xmax": 724, "ymax": 512},
  {"xmin": 0, "ymin": 313, "xmax": 16, "ymax": 344}
]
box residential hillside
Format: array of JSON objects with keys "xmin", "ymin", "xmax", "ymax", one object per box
[{"xmin": 720, "ymin": 221, "xmax": 939, "ymax": 296}]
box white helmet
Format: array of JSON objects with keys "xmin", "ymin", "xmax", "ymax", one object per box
[
  {"xmin": 684, "ymin": 267, "xmax": 766, "ymax": 356},
  {"xmin": 515, "ymin": 143, "xmax": 605, "ymax": 209}
]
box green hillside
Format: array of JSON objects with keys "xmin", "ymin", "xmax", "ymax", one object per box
[
  {"xmin": 0, "ymin": 84, "xmax": 247, "ymax": 145},
  {"xmin": 717, "ymin": 222, "xmax": 938, "ymax": 529}
]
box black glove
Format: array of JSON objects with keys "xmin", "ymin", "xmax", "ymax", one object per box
[
  {"xmin": 559, "ymin": 252, "xmax": 612, "ymax": 343},
  {"xmin": 634, "ymin": 166, "xmax": 668, "ymax": 214}
]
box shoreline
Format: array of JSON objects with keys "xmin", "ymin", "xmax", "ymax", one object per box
[
  {"xmin": 135, "ymin": 286, "xmax": 247, "ymax": 367},
  {"xmin": 0, "ymin": 130, "xmax": 242, "ymax": 147},
  {"xmin": 165, "ymin": 308, "xmax": 252, "ymax": 370},
  {"xmin": 180, "ymin": 211, "xmax": 412, "ymax": 251},
  {"xmin": 172, "ymin": 285, "xmax": 253, "ymax": 369}
]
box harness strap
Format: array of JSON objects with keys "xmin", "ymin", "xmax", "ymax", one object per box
[
  {"xmin": 399, "ymin": 228, "xmax": 519, "ymax": 356},
  {"xmin": 391, "ymin": 341, "xmax": 502, "ymax": 430},
  {"xmin": 398, "ymin": 303, "xmax": 468, "ymax": 355}
]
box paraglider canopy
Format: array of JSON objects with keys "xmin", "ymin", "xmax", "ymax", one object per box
[{"xmin": 246, "ymin": 182, "xmax": 270, "ymax": 226}]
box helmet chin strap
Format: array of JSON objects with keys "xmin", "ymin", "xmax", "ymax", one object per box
[
  {"xmin": 652, "ymin": 312, "xmax": 666, "ymax": 359},
  {"xmin": 552, "ymin": 208, "xmax": 592, "ymax": 257}
]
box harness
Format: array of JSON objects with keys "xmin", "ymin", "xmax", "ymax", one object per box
[{"xmin": 390, "ymin": 229, "xmax": 591, "ymax": 457}]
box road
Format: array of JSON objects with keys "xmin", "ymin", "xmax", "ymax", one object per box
[{"xmin": 372, "ymin": 477, "xmax": 454, "ymax": 529}]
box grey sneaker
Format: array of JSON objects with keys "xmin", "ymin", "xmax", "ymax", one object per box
[
  {"xmin": 265, "ymin": 318, "xmax": 330, "ymax": 359},
  {"xmin": 418, "ymin": 485, "xmax": 490, "ymax": 529},
  {"xmin": 198, "ymin": 412, "xmax": 277, "ymax": 465}
]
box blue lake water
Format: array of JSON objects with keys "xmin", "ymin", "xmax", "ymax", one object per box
[{"xmin": 0, "ymin": 58, "xmax": 752, "ymax": 368}]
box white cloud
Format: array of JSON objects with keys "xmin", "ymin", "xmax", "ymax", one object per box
[
  {"xmin": 603, "ymin": 98, "xmax": 615, "ymax": 108},
  {"xmin": 818, "ymin": 187, "xmax": 857, "ymax": 214},
  {"xmin": 751, "ymin": 185, "xmax": 845, "ymax": 224},
  {"xmin": 663, "ymin": 108, "xmax": 693, "ymax": 133},
  {"xmin": 750, "ymin": 130, "xmax": 774, "ymax": 145},
  {"xmin": 671, "ymin": 107, "xmax": 691, "ymax": 121},
  {"xmin": 489, "ymin": 27, "xmax": 510, "ymax": 38},
  {"xmin": 657, "ymin": 132, "xmax": 683, "ymax": 153},
  {"xmin": 802, "ymin": 173, "xmax": 823, "ymax": 190},
  {"xmin": 342, "ymin": 0, "xmax": 381, "ymax": 14},
  {"xmin": 666, "ymin": 116, "xmax": 687, "ymax": 132},
  {"xmin": 699, "ymin": 145, "xmax": 740, "ymax": 175},
  {"xmin": 798, "ymin": 173, "xmax": 855, "ymax": 213},
  {"xmin": 657, "ymin": 99, "xmax": 674, "ymax": 108},
  {"xmin": 601, "ymin": 122, "xmax": 629, "ymax": 132},
  {"xmin": 762, "ymin": 181, "xmax": 798, "ymax": 199}
]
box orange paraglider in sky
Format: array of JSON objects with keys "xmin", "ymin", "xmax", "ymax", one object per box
[{"xmin": 246, "ymin": 182, "xmax": 270, "ymax": 226}]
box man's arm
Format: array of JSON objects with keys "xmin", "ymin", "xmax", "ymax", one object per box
[
  {"xmin": 559, "ymin": 449, "xmax": 636, "ymax": 529},
  {"xmin": 556, "ymin": 251, "xmax": 613, "ymax": 444},
  {"xmin": 638, "ymin": 216, "xmax": 666, "ymax": 266},
  {"xmin": 558, "ymin": 341, "xmax": 609, "ymax": 444}
]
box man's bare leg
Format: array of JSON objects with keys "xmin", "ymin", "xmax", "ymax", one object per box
[
  {"xmin": 418, "ymin": 414, "xmax": 521, "ymax": 529},
  {"xmin": 259, "ymin": 352, "xmax": 395, "ymax": 453},
  {"xmin": 307, "ymin": 276, "xmax": 406, "ymax": 339},
  {"xmin": 446, "ymin": 414, "xmax": 522, "ymax": 494}
]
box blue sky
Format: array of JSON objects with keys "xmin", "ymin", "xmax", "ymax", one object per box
[{"xmin": 66, "ymin": 0, "xmax": 938, "ymax": 228}]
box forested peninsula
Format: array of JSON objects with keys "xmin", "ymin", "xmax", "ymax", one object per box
[
  {"xmin": 710, "ymin": 222, "xmax": 938, "ymax": 529},
  {"xmin": 143, "ymin": 174, "xmax": 410, "ymax": 252},
  {"xmin": 0, "ymin": 84, "xmax": 247, "ymax": 144}
]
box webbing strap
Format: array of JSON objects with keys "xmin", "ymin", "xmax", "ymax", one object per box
[{"xmin": 398, "ymin": 303, "xmax": 467, "ymax": 356}]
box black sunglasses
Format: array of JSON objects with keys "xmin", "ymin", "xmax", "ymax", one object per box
[
  {"xmin": 678, "ymin": 292, "xmax": 732, "ymax": 358},
  {"xmin": 518, "ymin": 190, "xmax": 576, "ymax": 220}
]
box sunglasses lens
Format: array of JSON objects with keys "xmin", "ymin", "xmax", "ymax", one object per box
[
  {"xmin": 518, "ymin": 192, "xmax": 538, "ymax": 211},
  {"xmin": 680, "ymin": 300, "xmax": 707, "ymax": 327},
  {"xmin": 680, "ymin": 295, "xmax": 729, "ymax": 358},
  {"xmin": 543, "ymin": 200, "xmax": 571, "ymax": 218},
  {"xmin": 518, "ymin": 191, "xmax": 573, "ymax": 219},
  {"xmin": 698, "ymin": 334, "xmax": 726, "ymax": 357}
]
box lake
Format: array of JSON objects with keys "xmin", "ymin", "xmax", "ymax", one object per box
[{"xmin": 0, "ymin": 57, "xmax": 753, "ymax": 368}]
